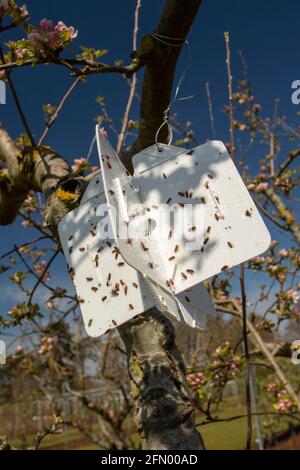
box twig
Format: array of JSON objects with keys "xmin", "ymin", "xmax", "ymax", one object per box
[
  {"xmin": 224, "ymin": 31, "xmax": 252, "ymax": 450},
  {"xmin": 31, "ymin": 418, "xmax": 63, "ymax": 450},
  {"xmin": 14, "ymin": 244, "xmax": 74, "ymax": 302},
  {"xmin": 253, "ymin": 197, "xmax": 289, "ymax": 231},
  {"xmin": 276, "ymin": 148, "xmax": 300, "ymax": 179},
  {"xmin": 224, "ymin": 32, "xmax": 235, "ymax": 160},
  {"xmin": 38, "ymin": 77, "xmax": 82, "ymax": 146},
  {"xmin": 269, "ymin": 132, "xmax": 275, "ymax": 177},
  {"xmin": 205, "ymin": 82, "xmax": 216, "ymax": 138},
  {"xmin": 86, "ymin": 135, "xmax": 96, "ymax": 162},
  {"xmin": 28, "ymin": 250, "xmax": 59, "ymax": 305},
  {"xmin": 0, "ymin": 235, "xmax": 50, "ymax": 261},
  {"xmin": 0, "ymin": 56, "xmax": 143, "ymax": 77},
  {"xmin": 0, "ymin": 47, "xmax": 36, "ymax": 147},
  {"xmin": 197, "ymin": 411, "xmax": 300, "ymax": 427},
  {"xmin": 240, "ymin": 264, "xmax": 253, "ymax": 450},
  {"xmin": 116, "ymin": 0, "xmax": 142, "ymax": 154}
]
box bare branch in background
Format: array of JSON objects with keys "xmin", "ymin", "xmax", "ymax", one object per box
[
  {"xmin": 224, "ymin": 31, "xmax": 252, "ymax": 450},
  {"xmin": 116, "ymin": 0, "xmax": 142, "ymax": 154}
]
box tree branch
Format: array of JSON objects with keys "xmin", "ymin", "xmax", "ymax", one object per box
[
  {"xmin": 122, "ymin": 0, "xmax": 203, "ymax": 168},
  {"xmin": 265, "ymin": 187, "xmax": 300, "ymax": 245}
]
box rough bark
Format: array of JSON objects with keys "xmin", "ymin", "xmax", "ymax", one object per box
[
  {"xmin": 120, "ymin": 309, "xmax": 204, "ymax": 450},
  {"xmin": 0, "ymin": 0, "xmax": 204, "ymax": 450}
]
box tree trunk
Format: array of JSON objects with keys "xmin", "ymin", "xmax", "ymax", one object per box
[{"xmin": 120, "ymin": 308, "xmax": 204, "ymax": 450}]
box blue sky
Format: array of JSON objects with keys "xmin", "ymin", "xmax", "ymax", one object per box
[{"xmin": 0, "ymin": 0, "xmax": 299, "ymax": 341}]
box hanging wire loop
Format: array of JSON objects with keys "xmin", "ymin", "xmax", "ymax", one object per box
[
  {"xmin": 150, "ymin": 33, "xmax": 194, "ymax": 151},
  {"xmin": 155, "ymin": 106, "xmax": 173, "ymax": 151}
]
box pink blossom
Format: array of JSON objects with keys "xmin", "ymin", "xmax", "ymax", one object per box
[
  {"xmin": 19, "ymin": 246, "xmax": 31, "ymax": 255},
  {"xmin": 27, "ymin": 32, "xmax": 41, "ymax": 46},
  {"xmin": 9, "ymin": 305, "xmax": 19, "ymax": 316},
  {"xmin": 266, "ymin": 381, "xmax": 278, "ymax": 392},
  {"xmin": 230, "ymin": 359, "xmax": 240, "ymax": 374},
  {"xmin": 22, "ymin": 220, "xmax": 31, "ymax": 228},
  {"xmin": 20, "ymin": 5, "xmax": 29, "ymax": 18},
  {"xmin": 286, "ymin": 290, "xmax": 299, "ymax": 304},
  {"xmin": 46, "ymin": 301, "xmax": 55, "ymax": 310},
  {"xmin": 279, "ymin": 249, "xmax": 288, "ymax": 258},
  {"xmin": 275, "ymin": 399, "xmax": 293, "ymax": 412},
  {"xmin": 187, "ymin": 372, "xmax": 205, "ymax": 386},
  {"xmin": 253, "ymin": 104, "xmax": 262, "ymax": 113},
  {"xmin": 72, "ymin": 158, "xmax": 88, "ymax": 172},
  {"xmin": 48, "ymin": 31, "xmax": 58, "ymax": 48},
  {"xmin": 99, "ymin": 127, "xmax": 108, "ymax": 140},
  {"xmin": 54, "ymin": 21, "xmax": 78, "ymax": 39},
  {"xmin": 38, "ymin": 336, "xmax": 56, "ymax": 355},
  {"xmin": 15, "ymin": 48, "xmax": 26, "ymax": 60},
  {"xmin": 90, "ymin": 166, "xmax": 99, "ymax": 172},
  {"xmin": 256, "ymin": 182, "xmax": 269, "ymax": 192},
  {"xmin": 40, "ymin": 18, "xmax": 53, "ymax": 31},
  {"xmin": 34, "ymin": 261, "xmax": 50, "ymax": 281},
  {"xmin": 268, "ymin": 265, "xmax": 278, "ymax": 273}
]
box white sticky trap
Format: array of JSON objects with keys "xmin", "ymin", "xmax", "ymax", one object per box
[
  {"xmin": 131, "ymin": 141, "xmax": 271, "ymax": 291},
  {"xmin": 58, "ymin": 192, "xmax": 153, "ymax": 337},
  {"xmin": 96, "ymin": 128, "xmax": 216, "ymax": 329},
  {"xmin": 59, "ymin": 172, "xmax": 215, "ymax": 336}
]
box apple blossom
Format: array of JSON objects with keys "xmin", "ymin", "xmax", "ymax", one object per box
[
  {"xmin": 286, "ymin": 289, "xmax": 299, "ymax": 304},
  {"xmin": 40, "ymin": 18, "xmax": 53, "ymax": 31},
  {"xmin": 99, "ymin": 127, "xmax": 109, "ymax": 139},
  {"xmin": 20, "ymin": 4, "xmax": 28, "ymax": 18},
  {"xmin": 54, "ymin": 21, "xmax": 78, "ymax": 39},
  {"xmin": 256, "ymin": 182, "xmax": 269, "ymax": 192},
  {"xmin": 48, "ymin": 31, "xmax": 58, "ymax": 48},
  {"xmin": 21, "ymin": 220, "xmax": 31, "ymax": 228},
  {"xmin": 27, "ymin": 32, "xmax": 42, "ymax": 46},
  {"xmin": 72, "ymin": 157, "xmax": 88, "ymax": 172},
  {"xmin": 279, "ymin": 249, "xmax": 288, "ymax": 257}
]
